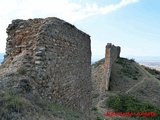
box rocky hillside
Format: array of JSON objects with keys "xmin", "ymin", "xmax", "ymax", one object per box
[
  {"xmin": 0, "ymin": 85, "xmax": 87, "ymax": 120},
  {"xmin": 91, "ymin": 57, "xmax": 160, "ymax": 120}
]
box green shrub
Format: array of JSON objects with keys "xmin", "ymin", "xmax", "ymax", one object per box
[
  {"xmin": 96, "ymin": 116, "xmax": 102, "ymax": 120},
  {"xmin": 130, "ymin": 58, "xmax": 135, "ymax": 62},
  {"xmin": 120, "ymin": 66, "xmax": 139, "ymax": 80},
  {"xmin": 116, "ymin": 58, "xmax": 135, "ymax": 66},
  {"xmin": 92, "ymin": 58, "xmax": 105, "ymax": 67},
  {"xmin": 157, "ymin": 76, "xmax": 160, "ymax": 80},
  {"xmin": 0, "ymin": 90, "xmax": 31, "ymax": 118},
  {"xmin": 92, "ymin": 107, "xmax": 97, "ymax": 111},
  {"xmin": 143, "ymin": 66, "xmax": 160, "ymax": 80},
  {"xmin": 133, "ymin": 77, "xmax": 138, "ymax": 80},
  {"xmin": 116, "ymin": 58, "xmax": 128, "ymax": 65},
  {"xmin": 106, "ymin": 94, "xmax": 160, "ymax": 119},
  {"xmin": 116, "ymin": 58, "xmax": 140, "ymax": 80},
  {"xmin": 144, "ymin": 66, "xmax": 160, "ymax": 75}
]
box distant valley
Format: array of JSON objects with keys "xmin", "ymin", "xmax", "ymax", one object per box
[
  {"xmin": 134, "ymin": 56, "xmax": 160, "ymax": 71},
  {"xmin": 92, "ymin": 56, "xmax": 160, "ymax": 71}
]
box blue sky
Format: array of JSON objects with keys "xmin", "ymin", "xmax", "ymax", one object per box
[{"xmin": 0, "ymin": 0, "xmax": 160, "ymax": 61}]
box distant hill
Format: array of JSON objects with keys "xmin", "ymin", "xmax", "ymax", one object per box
[
  {"xmin": 133, "ymin": 56, "xmax": 160, "ymax": 71},
  {"xmin": 91, "ymin": 55, "xmax": 104, "ymax": 64},
  {"xmin": 92, "ymin": 56, "xmax": 160, "ymax": 66}
]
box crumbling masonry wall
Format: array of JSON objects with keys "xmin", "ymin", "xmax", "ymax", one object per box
[
  {"xmin": 0, "ymin": 17, "xmax": 92, "ymax": 116},
  {"xmin": 103, "ymin": 43, "xmax": 120, "ymax": 91},
  {"xmin": 91, "ymin": 43, "xmax": 120, "ymax": 95}
]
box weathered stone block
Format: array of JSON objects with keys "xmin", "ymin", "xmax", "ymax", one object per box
[{"xmin": 1, "ymin": 17, "xmax": 92, "ymax": 118}]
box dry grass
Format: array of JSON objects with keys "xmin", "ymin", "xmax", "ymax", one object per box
[{"xmin": 0, "ymin": 89, "xmax": 87, "ymax": 120}]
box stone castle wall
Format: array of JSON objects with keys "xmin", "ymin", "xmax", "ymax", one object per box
[
  {"xmin": 104, "ymin": 43, "xmax": 120, "ymax": 91},
  {"xmin": 0, "ymin": 17, "xmax": 92, "ymax": 117},
  {"xmin": 91, "ymin": 43, "xmax": 120, "ymax": 95}
]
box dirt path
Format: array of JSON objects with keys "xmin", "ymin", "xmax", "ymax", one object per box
[
  {"xmin": 126, "ymin": 76, "xmax": 147, "ymax": 93},
  {"xmin": 95, "ymin": 92, "xmax": 118, "ymax": 120},
  {"xmin": 96, "ymin": 98, "xmax": 107, "ymax": 119}
]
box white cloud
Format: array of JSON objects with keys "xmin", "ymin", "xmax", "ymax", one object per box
[
  {"xmin": 99, "ymin": 0, "xmax": 139, "ymax": 14},
  {"xmin": 0, "ymin": 0, "xmax": 139, "ymax": 53},
  {"xmin": 0, "ymin": 0, "xmax": 139, "ymax": 22}
]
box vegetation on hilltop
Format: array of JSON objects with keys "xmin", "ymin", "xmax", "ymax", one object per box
[
  {"xmin": 92, "ymin": 58, "xmax": 105, "ymax": 68},
  {"xmin": 106, "ymin": 93, "xmax": 160, "ymax": 120},
  {"xmin": 143, "ymin": 66, "xmax": 160, "ymax": 80},
  {"xmin": 92, "ymin": 57, "xmax": 160, "ymax": 120},
  {"xmin": 116, "ymin": 58, "xmax": 141, "ymax": 80}
]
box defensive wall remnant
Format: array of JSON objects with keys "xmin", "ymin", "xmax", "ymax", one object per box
[
  {"xmin": 92, "ymin": 43, "xmax": 120, "ymax": 94},
  {"xmin": 0, "ymin": 17, "xmax": 92, "ymax": 117},
  {"xmin": 104, "ymin": 43, "xmax": 121, "ymax": 91}
]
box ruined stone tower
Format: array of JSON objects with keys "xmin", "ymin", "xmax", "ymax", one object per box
[
  {"xmin": 104, "ymin": 43, "xmax": 121, "ymax": 91},
  {"xmin": 92, "ymin": 43, "xmax": 120, "ymax": 94},
  {"xmin": 0, "ymin": 17, "xmax": 92, "ymax": 116}
]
